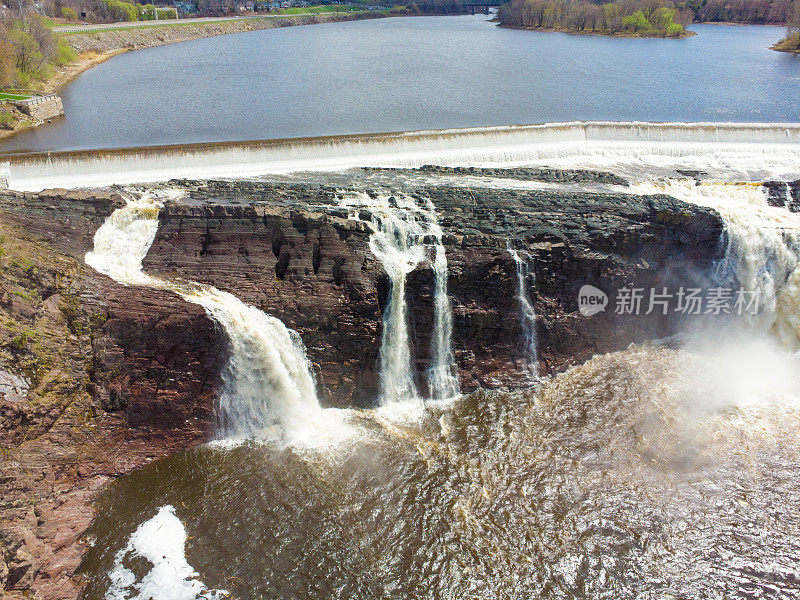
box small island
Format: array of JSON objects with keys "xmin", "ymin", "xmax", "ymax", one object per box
[{"xmin": 497, "ymin": 0, "xmax": 693, "ymax": 38}]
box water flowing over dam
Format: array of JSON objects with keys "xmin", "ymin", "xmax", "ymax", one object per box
[
  {"xmin": 85, "ymin": 191, "xmax": 324, "ymax": 440},
  {"xmin": 4, "ymin": 121, "xmax": 800, "ymax": 191}
]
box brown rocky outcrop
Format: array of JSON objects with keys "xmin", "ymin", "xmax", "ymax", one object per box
[
  {"xmin": 0, "ymin": 190, "xmax": 225, "ymax": 599},
  {"xmin": 144, "ymin": 180, "xmax": 724, "ymax": 404}
]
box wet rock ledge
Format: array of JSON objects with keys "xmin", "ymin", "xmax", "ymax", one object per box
[{"xmin": 147, "ymin": 179, "xmax": 723, "ymax": 404}]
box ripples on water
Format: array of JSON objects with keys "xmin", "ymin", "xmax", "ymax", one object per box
[
  {"xmin": 1, "ymin": 19, "xmax": 797, "ymax": 153},
  {"xmin": 80, "ymin": 343, "xmax": 800, "ymax": 599}
]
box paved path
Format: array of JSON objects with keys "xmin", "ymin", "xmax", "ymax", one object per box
[{"xmin": 52, "ymin": 12, "xmax": 366, "ymax": 32}]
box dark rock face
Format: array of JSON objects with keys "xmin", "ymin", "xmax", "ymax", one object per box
[
  {"xmin": 144, "ymin": 180, "xmax": 724, "ymax": 404},
  {"xmin": 415, "ymin": 165, "xmax": 630, "ymax": 185},
  {"xmin": 144, "ymin": 183, "xmax": 383, "ymax": 407},
  {"xmin": 765, "ymin": 180, "xmax": 800, "ymax": 212},
  {"xmin": 425, "ymin": 185, "xmax": 724, "ymax": 375}
]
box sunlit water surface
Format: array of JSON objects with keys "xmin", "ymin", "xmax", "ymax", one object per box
[
  {"xmin": 81, "ymin": 344, "xmax": 800, "ymax": 599},
  {"xmin": 2, "ymin": 18, "xmax": 798, "ymax": 152}
]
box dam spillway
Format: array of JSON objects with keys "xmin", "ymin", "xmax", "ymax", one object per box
[{"xmin": 3, "ymin": 121, "xmax": 800, "ymax": 191}]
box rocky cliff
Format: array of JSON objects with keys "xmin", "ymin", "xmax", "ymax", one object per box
[
  {"xmin": 144, "ymin": 179, "xmax": 724, "ymax": 404},
  {"xmin": 0, "ymin": 174, "xmax": 725, "ymax": 598}
]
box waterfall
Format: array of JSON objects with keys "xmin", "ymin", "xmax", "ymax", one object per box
[
  {"xmin": 85, "ymin": 191, "xmax": 322, "ymax": 440},
  {"xmin": 338, "ymin": 192, "xmax": 459, "ymax": 403},
  {"xmin": 630, "ymin": 180, "xmax": 800, "ymax": 346},
  {"xmin": 426, "ymin": 201, "xmax": 460, "ymax": 401},
  {"xmin": 508, "ymin": 245, "xmax": 538, "ymax": 376}
]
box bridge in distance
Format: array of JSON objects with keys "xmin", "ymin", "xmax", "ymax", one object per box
[{"xmin": 464, "ymin": 0, "xmax": 504, "ymax": 14}]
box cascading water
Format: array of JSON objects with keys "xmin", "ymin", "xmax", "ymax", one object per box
[
  {"xmin": 629, "ymin": 180, "xmax": 800, "ymax": 346},
  {"xmin": 507, "ymin": 245, "xmax": 538, "ymax": 376},
  {"xmin": 425, "ymin": 201, "xmax": 460, "ymax": 401},
  {"xmin": 85, "ymin": 190, "xmax": 323, "ymax": 439},
  {"xmin": 337, "ymin": 192, "xmax": 459, "ymax": 403}
]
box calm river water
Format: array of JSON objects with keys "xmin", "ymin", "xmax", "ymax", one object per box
[{"xmin": 1, "ymin": 17, "xmax": 798, "ymax": 152}]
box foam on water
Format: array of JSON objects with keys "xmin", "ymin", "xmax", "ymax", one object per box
[{"xmin": 106, "ymin": 506, "xmax": 227, "ymax": 600}]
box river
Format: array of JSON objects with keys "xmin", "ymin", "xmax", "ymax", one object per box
[{"xmin": 1, "ymin": 17, "xmax": 798, "ymax": 153}]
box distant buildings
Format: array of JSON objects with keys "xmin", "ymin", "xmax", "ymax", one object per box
[{"xmin": 173, "ymin": 0, "xmax": 198, "ymax": 13}]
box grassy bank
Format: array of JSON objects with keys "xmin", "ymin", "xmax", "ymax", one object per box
[
  {"xmin": 56, "ymin": 5, "xmax": 379, "ymax": 34},
  {"xmin": 61, "ymin": 10, "xmax": 392, "ymax": 53}
]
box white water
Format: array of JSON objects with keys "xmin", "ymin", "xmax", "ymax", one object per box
[
  {"xmin": 508, "ymin": 246, "xmax": 538, "ymax": 377},
  {"xmin": 6, "ymin": 122, "xmax": 800, "ymax": 191},
  {"xmin": 107, "ymin": 506, "xmax": 227, "ymax": 600},
  {"xmin": 85, "ymin": 191, "xmax": 324, "ymax": 440},
  {"xmin": 426, "ymin": 201, "xmax": 460, "ymax": 401},
  {"xmin": 337, "ymin": 192, "xmax": 459, "ymax": 403},
  {"xmin": 629, "ymin": 180, "xmax": 800, "ymax": 347}
]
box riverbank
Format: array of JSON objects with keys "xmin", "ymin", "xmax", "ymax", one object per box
[
  {"xmin": 772, "ymin": 31, "xmax": 800, "ymax": 53},
  {"xmin": 497, "ymin": 22, "xmax": 695, "ymax": 38},
  {"xmin": 60, "ymin": 10, "xmax": 391, "ymax": 54},
  {"xmin": 0, "ymin": 10, "xmax": 392, "ymax": 143}
]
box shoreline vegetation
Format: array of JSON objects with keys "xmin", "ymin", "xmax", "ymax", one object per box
[
  {"xmin": 772, "ymin": 30, "xmax": 800, "ymax": 50},
  {"xmin": 497, "ymin": 0, "xmax": 686, "ymax": 38},
  {"xmin": 497, "ymin": 0, "xmax": 800, "ymax": 41},
  {"xmin": 0, "ymin": 9, "xmax": 396, "ymax": 141}
]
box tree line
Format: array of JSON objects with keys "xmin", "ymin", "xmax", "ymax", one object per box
[
  {"xmin": 0, "ymin": 12, "xmax": 75, "ymax": 89},
  {"xmin": 497, "ymin": 0, "xmax": 800, "ymax": 35},
  {"xmin": 497, "ymin": 0, "xmax": 691, "ymax": 36},
  {"xmin": 688, "ymin": 0, "xmax": 795, "ymax": 24},
  {"xmin": 51, "ymin": 0, "xmax": 177, "ymax": 22}
]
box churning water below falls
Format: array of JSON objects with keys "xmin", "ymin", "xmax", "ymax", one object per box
[{"xmin": 76, "ymin": 151, "xmax": 800, "ymax": 599}]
